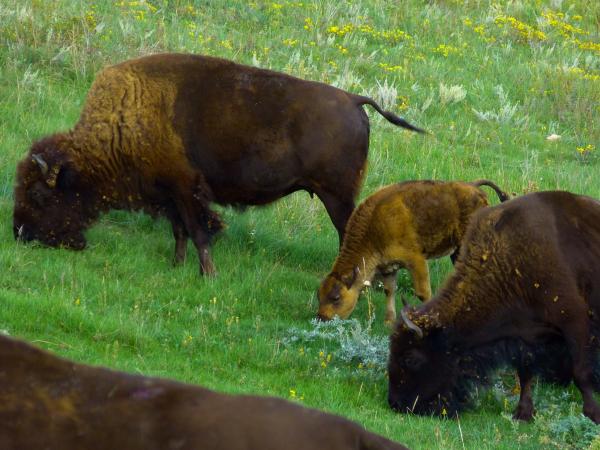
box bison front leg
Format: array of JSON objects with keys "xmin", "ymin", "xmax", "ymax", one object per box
[
  {"xmin": 166, "ymin": 211, "xmax": 188, "ymax": 265},
  {"xmin": 173, "ymin": 223, "xmax": 188, "ymax": 265},
  {"xmin": 381, "ymin": 271, "xmax": 398, "ymax": 326},
  {"xmin": 174, "ymin": 218, "xmax": 215, "ymax": 276},
  {"xmin": 405, "ymin": 254, "xmax": 432, "ymax": 302},
  {"xmin": 513, "ymin": 367, "xmax": 535, "ymax": 422},
  {"xmin": 167, "ymin": 173, "xmax": 220, "ymax": 276},
  {"xmin": 571, "ymin": 351, "xmax": 600, "ymax": 424},
  {"xmin": 558, "ymin": 296, "xmax": 600, "ymax": 424}
]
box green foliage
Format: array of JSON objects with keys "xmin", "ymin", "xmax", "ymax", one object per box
[
  {"xmin": 546, "ymin": 415, "xmax": 597, "ymax": 449},
  {"xmin": 0, "ymin": 0, "xmax": 599, "ymax": 449},
  {"xmin": 284, "ymin": 316, "xmax": 389, "ymax": 372}
]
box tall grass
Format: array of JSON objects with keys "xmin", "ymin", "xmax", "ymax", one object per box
[{"xmin": 1, "ymin": 1, "xmax": 599, "ymax": 448}]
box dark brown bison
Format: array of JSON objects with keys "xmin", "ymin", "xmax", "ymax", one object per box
[
  {"xmin": 317, "ymin": 179, "xmax": 508, "ymax": 325},
  {"xmin": 387, "ymin": 191, "xmax": 600, "ymax": 423},
  {"xmin": 0, "ymin": 334, "xmax": 408, "ymax": 450},
  {"xmin": 12, "ymin": 53, "xmax": 424, "ymax": 275}
]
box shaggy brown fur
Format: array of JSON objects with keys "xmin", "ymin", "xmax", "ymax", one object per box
[
  {"xmin": 0, "ymin": 335, "xmax": 409, "ymax": 450},
  {"xmin": 12, "ymin": 53, "xmax": 424, "ymax": 276},
  {"xmin": 388, "ymin": 191, "xmax": 600, "ymax": 424},
  {"xmin": 317, "ymin": 179, "xmax": 508, "ymax": 324}
]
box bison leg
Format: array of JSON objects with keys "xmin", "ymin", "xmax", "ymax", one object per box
[
  {"xmin": 315, "ymin": 190, "xmax": 355, "ymax": 246},
  {"xmin": 571, "ymin": 350, "xmax": 600, "ymax": 423},
  {"xmin": 172, "ymin": 220, "xmax": 188, "ymax": 265},
  {"xmin": 405, "ymin": 254, "xmax": 432, "ymax": 301},
  {"xmin": 450, "ymin": 248, "xmax": 459, "ymax": 265},
  {"xmin": 513, "ymin": 367, "xmax": 535, "ymax": 422},
  {"xmin": 382, "ymin": 271, "xmax": 398, "ymax": 326},
  {"xmin": 572, "ymin": 353, "xmax": 600, "ymax": 423},
  {"xmin": 558, "ymin": 297, "xmax": 600, "ymax": 423},
  {"xmin": 167, "ymin": 174, "xmax": 219, "ymax": 276},
  {"xmin": 165, "ymin": 208, "xmax": 189, "ymax": 265}
]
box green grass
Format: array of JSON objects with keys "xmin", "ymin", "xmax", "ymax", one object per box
[{"xmin": 1, "ymin": 1, "xmax": 599, "ymax": 449}]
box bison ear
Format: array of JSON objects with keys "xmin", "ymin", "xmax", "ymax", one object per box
[
  {"xmin": 45, "ymin": 164, "xmax": 62, "ymax": 188},
  {"xmin": 342, "ymin": 266, "xmax": 360, "ymax": 289},
  {"xmin": 31, "ymin": 154, "xmax": 65, "ymax": 189}
]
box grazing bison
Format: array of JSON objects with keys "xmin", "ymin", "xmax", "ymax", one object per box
[
  {"xmin": 317, "ymin": 180, "xmax": 508, "ymax": 324},
  {"xmin": 387, "ymin": 191, "xmax": 600, "ymax": 423},
  {"xmin": 0, "ymin": 334, "xmax": 409, "ymax": 450},
  {"xmin": 12, "ymin": 53, "xmax": 424, "ymax": 276}
]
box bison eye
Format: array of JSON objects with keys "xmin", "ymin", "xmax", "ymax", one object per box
[{"xmin": 28, "ymin": 186, "xmax": 49, "ymax": 206}]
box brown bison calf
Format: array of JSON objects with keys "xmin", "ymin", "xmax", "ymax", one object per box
[
  {"xmin": 0, "ymin": 335, "xmax": 408, "ymax": 450},
  {"xmin": 388, "ymin": 191, "xmax": 600, "ymax": 423},
  {"xmin": 317, "ymin": 180, "xmax": 508, "ymax": 324},
  {"xmin": 12, "ymin": 53, "xmax": 424, "ymax": 276}
]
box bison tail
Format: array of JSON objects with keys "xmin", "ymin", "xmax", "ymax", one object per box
[
  {"xmin": 353, "ymin": 95, "xmax": 426, "ymax": 134},
  {"xmin": 471, "ymin": 179, "xmax": 511, "ymax": 203}
]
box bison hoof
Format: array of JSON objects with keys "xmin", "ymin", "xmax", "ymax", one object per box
[
  {"xmin": 512, "ymin": 405, "xmax": 535, "ymax": 422},
  {"xmin": 201, "ymin": 268, "xmax": 217, "ymax": 277},
  {"xmin": 200, "ymin": 263, "xmax": 217, "ymax": 277}
]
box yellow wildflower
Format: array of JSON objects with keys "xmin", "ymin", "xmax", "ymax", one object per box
[{"xmin": 577, "ymin": 144, "xmax": 595, "ymax": 155}]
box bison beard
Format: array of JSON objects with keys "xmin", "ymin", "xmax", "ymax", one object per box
[
  {"xmin": 12, "ymin": 53, "xmax": 424, "ymax": 276},
  {"xmin": 387, "ymin": 191, "xmax": 600, "ymax": 423},
  {"xmin": 0, "ymin": 335, "xmax": 409, "ymax": 450}
]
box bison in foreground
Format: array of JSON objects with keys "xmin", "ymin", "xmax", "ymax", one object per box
[
  {"xmin": 0, "ymin": 334, "xmax": 408, "ymax": 450},
  {"xmin": 317, "ymin": 180, "xmax": 508, "ymax": 324},
  {"xmin": 13, "ymin": 53, "xmax": 424, "ymax": 276},
  {"xmin": 387, "ymin": 191, "xmax": 600, "ymax": 423}
]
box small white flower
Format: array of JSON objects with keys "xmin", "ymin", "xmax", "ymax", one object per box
[
  {"xmin": 363, "ymin": 280, "xmax": 371, "ymax": 287},
  {"xmin": 546, "ymin": 134, "xmax": 561, "ymax": 141}
]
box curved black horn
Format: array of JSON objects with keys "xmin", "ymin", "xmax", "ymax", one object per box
[
  {"xmin": 400, "ymin": 308, "xmax": 423, "ymax": 339},
  {"xmin": 32, "ymin": 154, "xmax": 48, "ymax": 175}
]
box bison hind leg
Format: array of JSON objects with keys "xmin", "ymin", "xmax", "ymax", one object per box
[{"xmin": 314, "ymin": 188, "xmax": 355, "ymax": 246}]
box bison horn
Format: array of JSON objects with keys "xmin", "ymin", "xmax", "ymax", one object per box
[
  {"xmin": 32, "ymin": 154, "xmax": 48, "ymax": 175},
  {"xmin": 400, "ymin": 308, "xmax": 423, "ymax": 339}
]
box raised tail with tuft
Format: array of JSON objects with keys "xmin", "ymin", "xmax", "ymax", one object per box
[
  {"xmin": 471, "ymin": 179, "xmax": 510, "ymax": 202},
  {"xmin": 353, "ymin": 95, "xmax": 426, "ymax": 134}
]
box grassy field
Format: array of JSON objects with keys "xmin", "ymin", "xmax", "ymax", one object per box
[{"xmin": 1, "ymin": 0, "xmax": 599, "ymax": 448}]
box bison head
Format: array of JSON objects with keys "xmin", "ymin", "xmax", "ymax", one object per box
[
  {"xmin": 317, "ymin": 267, "xmax": 361, "ymax": 320},
  {"xmin": 13, "ymin": 136, "xmax": 94, "ymax": 250},
  {"xmin": 387, "ymin": 308, "xmax": 468, "ymax": 418}
]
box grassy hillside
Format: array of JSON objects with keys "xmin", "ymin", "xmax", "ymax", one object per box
[{"xmin": 1, "ymin": 1, "xmax": 599, "ymax": 448}]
